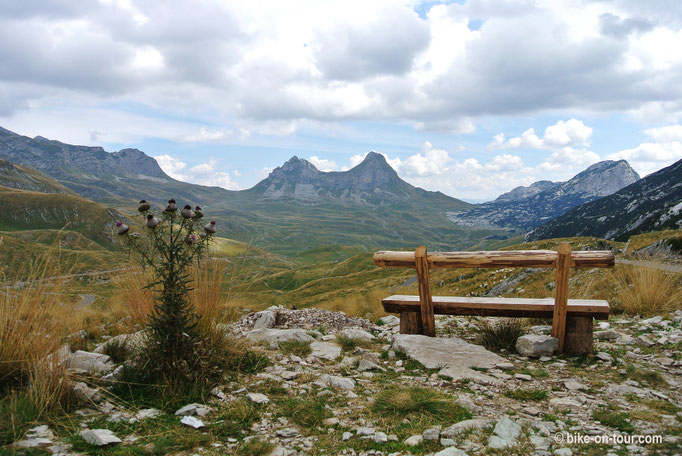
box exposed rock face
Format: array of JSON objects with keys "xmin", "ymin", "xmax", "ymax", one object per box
[
  {"xmin": 527, "ymin": 157, "xmax": 682, "ymax": 241},
  {"xmin": 448, "ymin": 160, "xmax": 640, "ymax": 230},
  {"xmin": 495, "ymin": 180, "xmax": 558, "ymax": 202},
  {"xmin": 66, "ymin": 350, "xmax": 114, "ymax": 373},
  {"xmin": 391, "ymin": 334, "xmax": 510, "ymax": 382},
  {"xmin": 253, "ymin": 152, "xmax": 404, "ymax": 198}
]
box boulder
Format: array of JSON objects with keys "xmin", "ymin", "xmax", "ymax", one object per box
[
  {"xmin": 515, "ymin": 335, "xmax": 558, "ymax": 357},
  {"xmin": 93, "ymin": 331, "xmax": 146, "ymax": 356},
  {"xmin": 252, "ymin": 311, "xmax": 276, "ymax": 330},
  {"xmin": 80, "ymin": 429, "xmax": 121, "ymax": 446},
  {"xmin": 404, "ymin": 435, "xmax": 423, "ymax": 446},
  {"xmin": 66, "ymin": 350, "xmax": 114, "ymax": 373},
  {"xmin": 378, "ymin": 315, "xmax": 400, "ymax": 326},
  {"xmin": 488, "ymin": 416, "xmax": 521, "ymax": 449},
  {"xmin": 338, "ymin": 328, "xmax": 375, "ymax": 341},
  {"xmin": 434, "ymin": 448, "xmax": 469, "ymax": 456},
  {"xmin": 175, "ymin": 403, "xmax": 212, "ymax": 417},
  {"xmin": 247, "ymin": 393, "xmax": 270, "ymax": 404},
  {"xmin": 73, "ymin": 381, "xmax": 103, "ymax": 404},
  {"xmin": 247, "ymin": 328, "xmax": 314, "ymax": 345},
  {"xmin": 391, "ymin": 334, "xmax": 507, "ymax": 382},
  {"xmin": 321, "ymin": 375, "xmax": 355, "ymax": 390}
]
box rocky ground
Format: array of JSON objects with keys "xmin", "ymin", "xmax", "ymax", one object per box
[{"xmin": 10, "ymin": 307, "xmax": 682, "ymax": 456}]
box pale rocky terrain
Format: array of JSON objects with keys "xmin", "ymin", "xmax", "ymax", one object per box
[{"xmin": 13, "ymin": 307, "xmax": 682, "ymax": 456}]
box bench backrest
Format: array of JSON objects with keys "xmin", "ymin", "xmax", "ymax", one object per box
[
  {"xmin": 373, "ymin": 243, "xmax": 614, "ymax": 352},
  {"xmin": 373, "ymin": 249, "xmax": 614, "ymax": 269}
]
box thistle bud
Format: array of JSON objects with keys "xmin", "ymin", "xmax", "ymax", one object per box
[
  {"xmin": 185, "ymin": 234, "xmax": 197, "ymax": 245},
  {"xmin": 115, "ymin": 221, "xmax": 129, "ymax": 235},
  {"xmin": 204, "ymin": 220, "xmax": 217, "ymax": 234},
  {"xmin": 138, "ymin": 199, "xmax": 150, "ymax": 212},
  {"xmin": 181, "ymin": 204, "xmax": 194, "ymax": 218},
  {"xmin": 146, "ymin": 214, "xmax": 160, "ymax": 228},
  {"xmin": 164, "ymin": 199, "xmax": 177, "ymax": 213},
  {"xmin": 194, "ymin": 205, "xmax": 204, "ymax": 219}
]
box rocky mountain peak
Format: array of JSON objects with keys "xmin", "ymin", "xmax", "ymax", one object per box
[
  {"xmin": 495, "ymin": 180, "xmax": 557, "ymax": 202},
  {"xmin": 559, "ymin": 159, "xmax": 640, "ymax": 198}
]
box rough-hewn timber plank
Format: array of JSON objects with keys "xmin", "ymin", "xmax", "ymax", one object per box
[
  {"xmin": 373, "ymin": 249, "xmax": 614, "ymax": 269},
  {"xmin": 381, "ymin": 296, "xmax": 610, "ymax": 320}
]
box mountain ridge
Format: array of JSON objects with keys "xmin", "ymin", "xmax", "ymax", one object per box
[
  {"xmin": 447, "ymin": 160, "xmax": 640, "ymax": 230},
  {"xmin": 526, "ymin": 158, "xmax": 682, "ymax": 241}
]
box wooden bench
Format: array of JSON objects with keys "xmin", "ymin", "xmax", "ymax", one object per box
[{"xmin": 373, "ymin": 243, "xmax": 614, "ymax": 354}]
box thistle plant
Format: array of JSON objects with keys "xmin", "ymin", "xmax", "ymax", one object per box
[{"xmin": 115, "ymin": 199, "xmax": 217, "ymax": 378}]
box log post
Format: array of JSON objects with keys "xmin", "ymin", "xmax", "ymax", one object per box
[
  {"xmin": 399, "ymin": 311, "xmax": 423, "ymax": 334},
  {"xmin": 552, "ymin": 243, "xmax": 571, "ymax": 352},
  {"xmin": 415, "ymin": 246, "xmax": 436, "ymax": 337},
  {"xmin": 564, "ymin": 316, "xmax": 594, "ymax": 354}
]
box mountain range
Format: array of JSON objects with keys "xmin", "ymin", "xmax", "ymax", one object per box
[
  {"xmin": 0, "ymin": 127, "xmax": 489, "ymax": 254},
  {"xmin": 446, "ymin": 160, "xmax": 640, "ymax": 230},
  {"xmin": 526, "ymin": 158, "xmax": 682, "ymax": 241},
  {"xmin": 3, "ymin": 125, "xmax": 676, "ymax": 254}
]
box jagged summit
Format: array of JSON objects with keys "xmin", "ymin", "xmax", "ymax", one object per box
[
  {"xmin": 527, "ymin": 158, "xmax": 682, "ymax": 241},
  {"xmin": 251, "ymin": 151, "xmax": 409, "ymax": 203}
]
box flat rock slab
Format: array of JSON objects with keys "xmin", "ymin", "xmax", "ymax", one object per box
[
  {"xmin": 391, "ymin": 334, "xmax": 510, "ymax": 382},
  {"xmin": 81, "ymin": 429, "xmax": 121, "ymax": 446},
  {"xmin": 310, "ymin": 341, "xmax": 341, "ymax": 360},
  {"xmin": 247, "ymin": 328, "xmax": 315, "ymax": 345}
]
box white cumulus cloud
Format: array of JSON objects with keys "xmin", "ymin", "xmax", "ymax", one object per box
[{"xmin": 153, "ymin": 154, "xmax": 240, "ymax": 190}]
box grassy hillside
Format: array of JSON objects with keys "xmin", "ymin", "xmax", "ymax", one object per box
[{"xmin": 0, "ymin": 186, "xmax": 121, "ymax": 247}]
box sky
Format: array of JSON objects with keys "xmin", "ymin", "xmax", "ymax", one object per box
[{"xmin": 1, "ymin": 1, "xmax": 681, "ymax": 202}]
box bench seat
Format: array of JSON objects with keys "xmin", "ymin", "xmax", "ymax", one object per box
[{"xmin": 382, "ymin": 295, "xmax": 610, "ymax": 320}]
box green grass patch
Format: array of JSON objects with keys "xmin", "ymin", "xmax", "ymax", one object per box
[
  {"xmin": 273, "ymin": 394, "xmax": 333, "ymax": 430},
  {"xmin": 625, "ymin": 365, "xmax": 665, "ymax": 387},
  {"xmin": 504, "ymin": 388, "xmax": 547, "ymax": 401},
  {"xmin": 277, "ymin": 340, "xmax": 312, "ymax": 357},
  {"xmin": 372, "ymin": 386, "xmax": 471, "ymax": 426},
  {"xmin": 593, "ymin": 408, "xmax": 634, "ymax": 433},
  {"xmin": 213, "ymin": 399, "xmax": 262, "ymax": 440},
  {"xmin": 513, "ymin": 368, "xmax": 549, "ymax": 378},
  {"xmin": 335, "ymin": 335, "xmax": 374, "ymax": 352},
  {"xmin": 0, "ymin": 393, "xmax": 40, "ymax": 446}
]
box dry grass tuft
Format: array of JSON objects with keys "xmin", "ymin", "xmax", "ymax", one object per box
[
  {"xmin": 475, "ymin": 318, "xmax": 527, "ymax": 352},
  {"xmin": 110, "ymin": 259, "xmax": 239, "ymax": 334},
  {"xmin": 611, "ymin": 264, "xmax": 682, "ymax": 316},
  {"xmin": 0, "ymin": 252, "xmax": 77, "ymax": 392},
  {"xmin": 318, "ymin": 289, "xmax": 388, "ymax": 322}
]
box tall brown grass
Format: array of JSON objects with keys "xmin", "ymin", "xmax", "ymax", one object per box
[
  {"xmin": 0, "ymin": 248, "xmax": 76, "ymax": 413},
  {"xmin": 611, "ymin": 264, "xmax": 682, "ymax": 316},
  {"xmin": 110, "ymin": 259, "xmax": 239, "ymax": 334},
  {"xmin": 318, "ymin": 289, "xmax": 388, "ymax": 322}
]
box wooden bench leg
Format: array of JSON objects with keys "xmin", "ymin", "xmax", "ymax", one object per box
[
  {"xmin": 564, "ymin": 316, "xmax": 593, "ymax": 355},
  {"xmin": 400, "ymin": 312, "xmax": 423, "ymax": 334}
]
